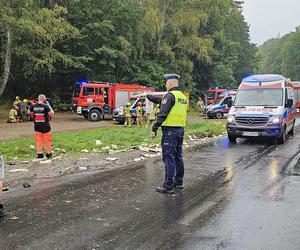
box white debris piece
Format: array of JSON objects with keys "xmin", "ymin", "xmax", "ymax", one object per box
[
  {"xmin": 21, "ymin": 161, "xmax": 29, "ymax": 163},
  {"xmin": 111, "ymin": 144, "xmax": 118, "ymax": 149},
  {"xmin": 29, "ymin": 145, "xmax": 35, "ymax": 149},
  {"xmin": 96, "ymin": 140, "xmax": 102, "ymax": 145},
  {"xmin": 140, "ymin": 153, "xmax": 151, "ymax": 158},
  {"xmin": 149, "ymin": 148, "xmax": 162, "ymax": 153},
  {"xmin": 134, "ymin": 157, "xmax": 145, "ymax": 162},
  {"xmin": 102, "ymin": 146, "xmax": 111, "ymax": 151},
  {"xmin": 8, "ymin": 169, "xmax": 29, "ymax": 173},
  {"xmin": 40, "ymin": 160, "xmax": 52, "ymax": 164},
  {"xmin": 139, "ymin": 146, "xmax": 150, "ymax": 152},
  {"xmin": 52, "ymin": 155, "xmax": 62, "ymax": 160},
  {"xmin": 79, "ymin": 166, "xmax": 88, "ymax": 171},
  {"xmin": 81, "ymin": 149, "xmax": 89, "ymax": 153},
  {"xmin": 92, "ymin": 148, "xmax": 100, "ymax": 153},
  {"xmin": 106, "ymin": 157, "xmax": 118, "ymax": 162}
]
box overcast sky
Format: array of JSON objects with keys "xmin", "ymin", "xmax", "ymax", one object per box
[{"xmin": 242, "ymin": 0, "xmax": 300, "ymax": 45}]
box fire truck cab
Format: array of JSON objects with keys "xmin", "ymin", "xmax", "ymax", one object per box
[{"xmin": 72, "ymin": 81, "xmax": 155, "ymax": 122}]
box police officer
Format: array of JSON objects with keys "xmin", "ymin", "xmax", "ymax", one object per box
[{"xmin": 147, "ymin": 74, "xmax": 188, "ymax": 194}]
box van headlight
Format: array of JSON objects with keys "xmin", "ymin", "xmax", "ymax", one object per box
[
  {"xmin": 227, "ymin": 115, "xmax": 235, "ymax": 123},
  {"xmin": 271, "ymin": 117, "xmax": 280, "ymax": 124}
]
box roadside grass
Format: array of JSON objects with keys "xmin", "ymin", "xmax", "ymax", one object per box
[{"xmin": 0, "ymin": 119, "xmax": 226, "ymax": 160}]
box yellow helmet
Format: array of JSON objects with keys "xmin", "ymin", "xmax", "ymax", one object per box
[
  {"xmin": 127, "ymin": 102, "xmax": 131, "ymax": 106},
  {"xmin": 23, "ymin": 99, "xmax": 28, "ymax": 103},
  {"xmin": 15, "ymin": 96, "xmax": 20, "ymax": 100}
]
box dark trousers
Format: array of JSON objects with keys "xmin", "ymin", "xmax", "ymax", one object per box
[{"xmin": 161, "ymin": 127, "xmax": 185, "ymax": 187}]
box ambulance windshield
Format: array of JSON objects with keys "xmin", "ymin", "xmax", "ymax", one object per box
[{"xmin": 234, "ymin": 89, "xmax": 283, "ymax": 106}]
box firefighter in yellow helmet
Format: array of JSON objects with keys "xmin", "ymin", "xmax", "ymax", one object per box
[
  {"xmin": 136, "ymin": 101, "xmax": 144, "ymax": 127},
  {"xmin": 124, "ymin": 102, "xmax": 132, "ymax": 127},
  {"xmin": 13, "ymin": 96, "xmax": 21, "ymax": 108},
  {"xmin": 20, "ymin": 99, "xmax": 29, "ymax": 121},
  {"xmin": 196, "ymin": 97, "xmax": 204, "ymax": 116},
  {"xmin": 146, "ymin": 103, "xmax": 160, "ymax": 128}
]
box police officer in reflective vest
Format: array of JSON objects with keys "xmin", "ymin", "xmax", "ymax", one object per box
[{"xmin": 147, "ymin": 74, "xmax": 187, "ymax": 193}]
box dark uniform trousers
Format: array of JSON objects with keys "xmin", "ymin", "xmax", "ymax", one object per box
[{"xmin": 161, "ymin": 126, "xmax": 185, "ymax": 187}]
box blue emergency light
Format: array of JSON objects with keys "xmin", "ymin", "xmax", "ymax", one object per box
[{"xmin": 243, "ymin": 74, "xmax": 284, "ymax": 83}]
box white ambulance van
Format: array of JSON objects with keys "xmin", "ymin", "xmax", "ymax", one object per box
[{"xmin": 227, "ymin": 74, "xmax": 296, "ymax": 144}]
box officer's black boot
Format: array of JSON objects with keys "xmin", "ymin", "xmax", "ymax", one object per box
[
  {"xmin": 155, "ymin": 184, "xmax": 174, "ymax": 194},
  {"xmin": 0, "ymin": 204, "xmax": 6, "ymax": 218},
  {"xmin": 173, "ymin": 182, "xmax": 184, "ymax": 189}
]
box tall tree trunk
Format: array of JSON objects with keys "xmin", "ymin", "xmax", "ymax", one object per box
[
  {"xmin": 157, "ymin": 0, "xmax": 171, "ymax": 47},
  {"xmin": 0, "ymin": 30, "xmax": 12, "ymax": 97}
]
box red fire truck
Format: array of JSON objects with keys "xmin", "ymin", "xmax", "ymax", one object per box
[
  {"xmin": 292, "ymin": 81, "xmax": 300, "ymax": 110},
  {"xmin": 206, "ymin": 88, "xmax": 232, "ymax": 105},
  {"xmin": 72, "ymin": 81, "xmax": 155, "ymax": 121}
]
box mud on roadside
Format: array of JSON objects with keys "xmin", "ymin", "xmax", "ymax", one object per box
[{"xmin": 2, "ymin": 133, "xmax": 226, "ymax": 198}]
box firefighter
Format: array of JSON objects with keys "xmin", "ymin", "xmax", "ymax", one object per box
[
  {"xmin": 28, "ymin": 94, "xmax": 54, "ymax": 161},
  {"xmin": 13, "ymin": 96, "xmax": 21, "ymax": 108},
  {"xmin": 147, "ymin": 74, "xmax": 187, "ymax": 194},
  {"xmin": 136, "ymin": 102, "xmax": 144, "ymax": 127},
  {"xmin": 7, "ymin": 106, "xmax": 19, "ymax": 123},
  {"xmin": 0, "ymin": 153, "xmax": 6, "ymax": 218},
  {"xmin": 124, "ymin": 102, "xmax": 132, "ymax": 127},
  {"xmin": 13, "ymin": 96, "xmax": 22, "ymax": 119},
  {"xmin": 146, "ymin": 103, "xmax": 160, "ymax": 128},
  {"xmin": 142, "ymin": 102, "xmax": 147, "ymax": 125},
  {"xmin": 20, "ymin": 99, "xmax": 29, "ymax": 121},
  {"xmin": 196, "ymin": 97, "xmax": 204, "ymax": 116}
]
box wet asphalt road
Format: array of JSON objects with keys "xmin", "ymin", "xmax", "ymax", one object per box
[{"xmin": 1, "ymin": 127, "xmax": 300, "ymax": 249}]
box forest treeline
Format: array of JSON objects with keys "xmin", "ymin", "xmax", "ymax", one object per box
[
  {"xmin": 0, "ymin": 0, "xmax": 258, "ymax": 100},
  {"xmin": 259, "ymin": 26, "xmax": 300, "ymax": 81}
]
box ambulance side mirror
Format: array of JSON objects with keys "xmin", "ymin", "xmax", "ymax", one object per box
[{"xmin": 286, "ymin": 99, "xmax": 293, "ymax": 108}]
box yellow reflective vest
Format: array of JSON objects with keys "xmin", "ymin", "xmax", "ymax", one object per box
[{"xmin": 162, "ymin": 90, "xmax": 187, "ymax": 127}]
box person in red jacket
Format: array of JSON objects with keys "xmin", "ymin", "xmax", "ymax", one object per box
[{"xmin": 28, "ymin": 94, "xmax": 54, "ymax": 161}]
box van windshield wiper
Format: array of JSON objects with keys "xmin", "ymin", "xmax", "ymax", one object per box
[
  {"xmin": 234, "ymin": 105, "xmax": 245, "ymax": 108},
  {"xmin": 263, "ymin": 106, "xmax": 278, "ymax": 108}
]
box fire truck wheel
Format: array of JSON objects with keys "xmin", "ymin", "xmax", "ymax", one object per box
[
  {"xmin": 88, "ymin": 109, "xmax": 102, "ymax": 122},
  {"xmin": 215, "ymin": 112, "xmax": 223, "ymax": 119}
]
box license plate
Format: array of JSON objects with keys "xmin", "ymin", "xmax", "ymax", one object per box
[{"xmin": 243, "ymin": 131, "xmax": 259, "ymax": 137}]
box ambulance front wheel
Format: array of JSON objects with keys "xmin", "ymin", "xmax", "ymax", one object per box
[
  {"xmin": 215, "ymin": 112, "xmax": 223, "ymax": 119},
  {"xmin": 88, "ymin": 109, "xmax": 102, "ymax": 122},
  {"xmin": 228, "ymin": 133, "xmax": 237, "ymax": 142},
  {"xmin": 277, "ymin": 126, "xmax": 286, "ymax": 144}
]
